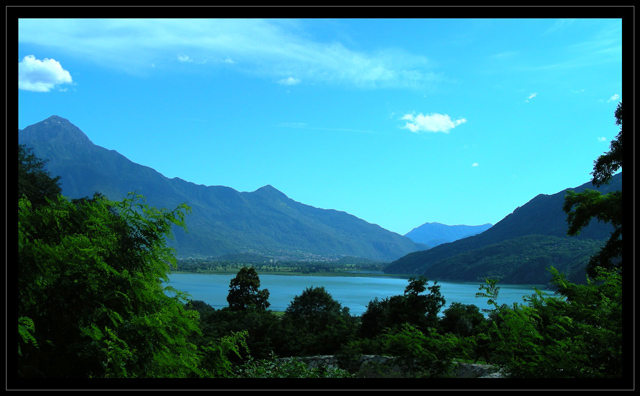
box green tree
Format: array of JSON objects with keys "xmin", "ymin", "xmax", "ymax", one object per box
[
  {"xmin": 440, "ymin": 302, "xmax": 487, "ymax": 338},
  {"xmin": 359, "ymin": 277, "xmax": 445, "ymax": 338},
  {"xmin": 18, "ymin": 144, "xmax": 61, "ymax": 208},
  {"xmin": 279, "ymin": 286, "xmax": 356, "ymax": 356},
  {"xmin": 17, "ymin": 192, "xmax": 209, "ymax": 378},
  {"xmin": 187, "ymin": 300, "xmax": 280, "ymax": 360},
  {"xmin": 227, "ymin": 267, "xmax": 270, "ymax": 311},
  {"xmin": 563, "ymin": 102, "xmax": 623, "ymax": 277}
]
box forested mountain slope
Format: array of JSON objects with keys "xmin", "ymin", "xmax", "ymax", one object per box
[
  {"xmin": 18, "ymin": 115, "xmax": 426, "ymax": 261},
  {"xmin": 384, "ymin": 173, "xmax": 621, "ymax": 284}
]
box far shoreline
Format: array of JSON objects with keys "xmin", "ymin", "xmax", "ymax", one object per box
[
  {"xmin": 170, "ymin": 269, "xmax": 412, "ymax": 279},
  {"xmin": 168, "ymin": 270, "xmax": 550, "ymax": 290}
]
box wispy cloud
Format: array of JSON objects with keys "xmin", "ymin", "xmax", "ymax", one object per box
[
  {"xmin": 525, "ymin": 21, "xmax": 621, "ymax": 72},
  {"xmin": 18, "ymin": 18, "xmax": 439, "ymax": 89},
  {"xmin": 278, "ymin": 77, "xmax": 301, "ymax": 86},
  {"xmin": 544, "ymin": 19, "xmax": 576, "ymax": 35},
  {"xmin": 401, "ymin": 113, "xmax": 467, "ymax": 134},
  {"xmin": 525, "ymin": 92, "xmax": 537, "ymax": 103},
  {"xmin": 607, "ymin": 94, "xmax": 620, "ymax": 102},
  {"xmin": 18, "ymin": 55, "xmax": 72, "ymax": 92}
]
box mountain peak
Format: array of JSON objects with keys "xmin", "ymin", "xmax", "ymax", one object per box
[
  {"xmin": 43, "ymin": 115, "xmax": 70, "ymax": 124},
  {"xmin": 21, "ymin": 115, "xmax": 93, "ymax": 145},
  {"xmin": 39, "ymin": 115, "xmax": 84, "ymax": 132},
  {"xmin": 256, "ymin": 184, "xmax": 280, "ymax": 193}
]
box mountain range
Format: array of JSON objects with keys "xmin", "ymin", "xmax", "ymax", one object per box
[
  {"xmin": 405, "ymin": 222, "xmax": 493, "ymax": 248},
  {"xmin": 18, "ymin": 115, "xmax": 622, "ymax": 284},
  {"xmin": 18, "ymin": 116, "xmax": 427, "ymax": 261},
  {"xmin": 385, "ymin": 172, "xmax": 622, "ymax": 284}
]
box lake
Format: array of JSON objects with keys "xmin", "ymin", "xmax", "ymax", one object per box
[{"xmin": 166, "ymin": 273, "xmax": 550, "ymax": 316}]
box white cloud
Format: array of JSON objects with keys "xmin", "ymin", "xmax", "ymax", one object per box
[
  {"xmin": 18, "ymin": 55, "xmax": 72, "ymax": 92},
  {"xmin": 598, "ymin": 137, "xmax": 607, "ymax": 142},
  {"xmin": 401, "ymin": 113, "xmax": 467, "ymax": 134},
  {"xmin": 472, "ymin": 162, "xmax": 479, "ymax": 167},
  {"xmin": 17, "ymin": 19, "xmax": 438, "ymax": 88},
  {"xmin": 608, "ymin": 94, "xmax": 620, "ymax": 102},
  {"xmin": 278, "ymin": 77, "xmax": 300, "ymax": 86},
  {"xmin": 525, "ymin": 92, "xmax": 537, "ymax": 102},
  {"xmin": 178, "ymin": 54, "xmax": 207, "ymax": 65}
]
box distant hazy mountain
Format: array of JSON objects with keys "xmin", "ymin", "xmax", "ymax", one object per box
[
  {"xmin": 18, "ymin": 116, "xmax": 427, "ymax": 261},
  {"xmin": 385, "ymin": 172, "xmax": 622, "ymax": 284},
  {"xmin": 405, "ymin": 222, "xmax": 493, "ymax": 248}
]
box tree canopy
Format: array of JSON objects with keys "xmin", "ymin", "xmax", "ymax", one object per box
[
  {"xmin": 227, "ymin": 267, "xmax": 270, "ymax": 311},
  {"xmin": 18, "ymin": 144, "xmax": 61, "ymax": 208},
  {"xmin": 359, "ymin": 276, "xmax": 445, "ymax": 339},
  {"xmin": 563, "ymin": 102, "xmax": 623, "ymax": 277},
  {"xmin": 18, "ymin": 192, "xmax": 202, "ymax": 378}
]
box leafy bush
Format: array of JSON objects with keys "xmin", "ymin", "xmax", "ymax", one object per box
[
  {"xmin": 479, "ymin": 267, "xmax": 622, "ymax": 378},
  {"xmin": 17, "ymin": 193, "xmax": 209, "ymax": 378}
]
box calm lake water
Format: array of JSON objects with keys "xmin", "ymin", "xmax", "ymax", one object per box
[{"xmin": 166, "ymin": 273, "xmax": 549, "ymax": 316}]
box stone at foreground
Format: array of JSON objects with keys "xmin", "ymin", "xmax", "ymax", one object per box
[{"xmin": 287, "ymin": 355, "xmax": 505, "ymax": 378}]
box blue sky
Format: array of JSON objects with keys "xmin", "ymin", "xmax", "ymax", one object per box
[{"xmin": 17, "ymin": 15, "xmax": 623, "ymax": 235}]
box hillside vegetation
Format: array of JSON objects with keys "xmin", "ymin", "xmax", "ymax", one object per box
[
  {"xmin": 385, "ymin": 172, "xmax": 621, "ymax": 284},
  {"xmin": 18, "ymin": 116, "xmax": 425, "ymax": 261}
]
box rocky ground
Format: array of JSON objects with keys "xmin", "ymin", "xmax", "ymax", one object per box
[{"xmin": 290, "ymin": 355, "xmax": 506, "ymax": 378}]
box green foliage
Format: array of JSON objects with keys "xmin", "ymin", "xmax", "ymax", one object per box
[
  {"xmin": 475, "ymin": 278, "xmax": 502, "ymax": 313},
  {"xmin": 186, "ymin": 301, "xmax": 281, "ymax": 360},
  {"xmin": 377, "ymin": 324, "xmax": 458, "ymax": 378},
  {"xmin": 227, "ymin": 267, "xmax": 270, "ymax": 311},
  {"xmin": 279, "ymin": 287, "xmax": 357, "ymax": 356},
  {"xmin": 592, "ymin": 102, "xmax": 623, "ymax": 187},
  {"xmin": 563, "ymin": 190, "xmax": 622, "ymax": 276},
  {"xmin": 18, "ymin": 317, "xmax": 38, "ymax": 356},
  {"xmin": 359, "ymin": 277, "xmax": 445, "ymax": 338},
  {"xmin": 563, "ymin": 102, "xmax": 623, "ymax": 277},
  {"xmin": 198, "ymin": 331, "xmax": 250, "ymax": 378},
  {"xmin": 16, "ymin": 118, "xmax": 626, "ymax": 380},
  {"xmin": 439, "ymin": 302, "xmax": 487, "ymax": 338},
  {"xmin": 17, "ymin": 192, "xmax": 208, "ymax": 378},
  {"xmin": 486, "ymin": 267, "xmax": 622, "ymax": 378},
  {"xmin": 18, "ymin": 144, "xmax": 61, "ymax": 208}
]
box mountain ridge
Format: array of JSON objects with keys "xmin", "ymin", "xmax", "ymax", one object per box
[
  {"xmin": 18, "ymin": 116, "xmax": 426, "ymax": 261},
  {"xmin": 404, "ymin": 222, "xmax": 493, "ymax": 248},
  {"xmin": 384, "ymin": 172, "xmax": 621, "ymax": 283}
]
